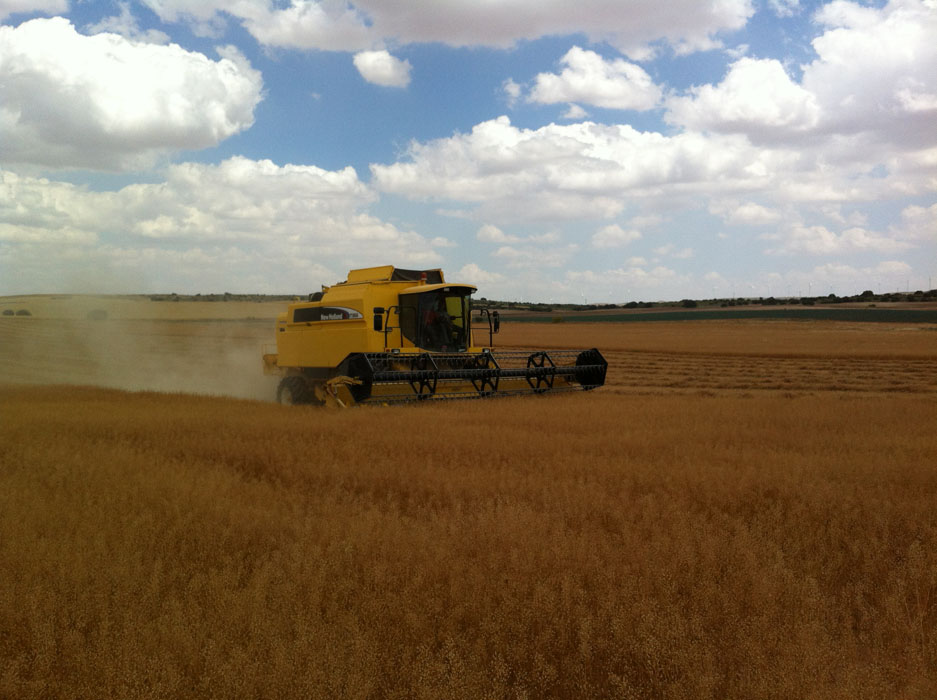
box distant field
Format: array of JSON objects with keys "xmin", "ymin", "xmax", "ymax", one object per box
[
  {"xmin": 5, "ymin": 293, "xmax": 936, "ymax": 325},
  {"xmin": 2, "ymin": 316, "xmax": 935, "ymax": 400},
  {"xmin": 497, "ymin": 319, "xmax": 937, "ymax": 358},
  {"xmin": 0, "ymin": 294, "xmax": 285, "ymax": 321},
  {"xmin": 2, "ymin": 302, "xmax": 936, "ymax": 698}
]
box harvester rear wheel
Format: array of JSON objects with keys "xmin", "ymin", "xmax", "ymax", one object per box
[{"xmin": 277, "ymin": 376, "xmax": 313, "ymax": 405}]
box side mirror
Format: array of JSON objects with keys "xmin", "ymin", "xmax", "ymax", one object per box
[
  {"xmin": 492, "ymin": 310, "xmax": 500, "ymax": 334},
  {"xmin": 373, "ymin": 307, "xmax": 384, "ymax": 332}
]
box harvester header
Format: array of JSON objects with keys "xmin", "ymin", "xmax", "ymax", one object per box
[{"xmin": 263, "ymin": 266, "xmax": 607, "ymax": 406}]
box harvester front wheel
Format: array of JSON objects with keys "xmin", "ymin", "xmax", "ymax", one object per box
[{"xmin": 277, "ymin": 376, "xmax": 313, "ymax": 405}]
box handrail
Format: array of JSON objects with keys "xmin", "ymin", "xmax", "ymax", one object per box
[
  {"xmin": 472, "ymin": 307, "xmax": 500, "ymax": 347},
  {"xmin": 382, "ymin": 304, "xmax": 400, "ymax": 348}
]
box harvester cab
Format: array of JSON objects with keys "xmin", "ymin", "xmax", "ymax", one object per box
[{"xmin": 263, "ymin": 265, "xmax": 606, "ymax": 406}]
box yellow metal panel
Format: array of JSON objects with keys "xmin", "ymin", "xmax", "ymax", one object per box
[
  {"xmin": 346, "ymin": 266, "xmax": 395, "ymax": 283},
  {"xmin": 274, "ymin": 267, "xmax": 484, "ymax": 371},
  {"xmin": 290, "ymin": 321, "xmax": 369, "ymax": 367},
  {"xmin": 319, "ymin": 287, "xmax": 366, "ymax": 305}
]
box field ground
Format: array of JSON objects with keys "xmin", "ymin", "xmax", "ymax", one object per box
[
  {"xmin": 1, "ymin": 301, "xmax": 936, "ymax": 698},
  {"xmin": 505, "ymin": 305, "xmax": 937, "ymax": 325}
]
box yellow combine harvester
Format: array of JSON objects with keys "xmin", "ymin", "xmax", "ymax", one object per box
[{"xmin": 263, "ymin": 265, "xmax": 607, "ymax": 406}]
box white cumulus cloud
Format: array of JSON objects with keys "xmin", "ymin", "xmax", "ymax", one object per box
[
  {"xmin": 86, "ymin": 2, "xmax": 171, "ymax": 43},
  {"xmin": 710, "ymin": 199, "xmax": 782, "ymax": 225},
  {"xmin": 0, "ymin": 18, "xmax": 263, "ymax": 171},
  {"xmin": 891, "ymin": 203, "xmax": 937, "ymax": 241},
  {"xmin": 591, "ymin": 224, "xmax": 641, "ymax": 249},
  {"xmin": 370, "ymin": 116, "xmax": 781, "ymax": 223},
  {"xmin": 529, "ymin": 47, "xmax": 662, "ymax": 111},
  {"xmin": 665, "ymin": 57, "xmax": 820, "ymax": 138},
  {"xmin": 236, "ymin": 0, "xmax": 372, "ymax": 50},
  {"xmin": 768, "ymin": 0, "xmax": 801, "ymax": 18},
  {"xmin": 563, "ymin": 104, "xmax": 589, "ymax": 120},
  {"xmin": 666, "ymin": 0, "xmax": 937, "ymax": 156},
  {"xmin": 0, "ymin": 158, "xmax": 449, "ymax": 293},
  {"xmin": 353, "ymin": 50, "xmax": 412, "ymax": 87},
  {"xmin": 455, "ymin": 263, "xmax": 504, "ymax": 287},
  {"xmin": 567, "ymin": 264, "xmax": 685, "ymax": 295},
  {"xmin": 495, "ymin": 243, "xmax": 579, "ymax": 270},
  {"xmin": 765, "ymin": 223, "xmax": 915, "ymax": 255},
  {"xmin": 804, "ymin": 0, "xmax": 937, "ymax": 148},
  {"xmin": 502, "ymin": 78, "xmax": 522, "ymax": 107},
  {"xmin": 0, "ymin": 0, "xmax": 66, "ymax": 20},
  {"xmin": 654, "ymin": 244, "xmax": 694, "ymax": 259},
  {"xmin": 476, "ymin": 224, "xmax": 520, "ymax": 243},
  {"xmin": 137, "ymin": 0, "xmax": 754, "ymax": 59}
]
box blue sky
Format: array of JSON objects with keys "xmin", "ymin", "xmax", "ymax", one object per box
[{"xmin": 1, "ymin": 0, "xmax": 934, "ymax": 302}]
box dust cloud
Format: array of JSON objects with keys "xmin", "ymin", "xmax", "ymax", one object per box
[{"xmin": 0, "ymin": 299, "xmax": 282, "ymax": 401}]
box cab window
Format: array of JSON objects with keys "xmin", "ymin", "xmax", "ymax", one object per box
[{"xmin": 399, "ymin": 289, "xmax": 470, "ymax": 351}]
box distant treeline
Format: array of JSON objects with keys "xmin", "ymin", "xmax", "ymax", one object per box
[
  {"xmin": 149, "ymin": 288, "xmax": 937, "ymax": 310},
  {"xmin": 148, "ymin": 293, "xmax": 297, "ymax": 302},
  {"xmin": 478, "ymin": 288, "xmax": 937, "ymax": 313}
]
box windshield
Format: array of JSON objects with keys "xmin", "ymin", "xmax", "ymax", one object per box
[{"xmin": 399, "ymin": 289, "xmax": 470, "ymax": 351}]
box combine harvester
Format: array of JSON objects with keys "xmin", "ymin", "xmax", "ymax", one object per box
[{"xmin": 263, "ymin": 266, "xmax": 607, "ymax": 406}]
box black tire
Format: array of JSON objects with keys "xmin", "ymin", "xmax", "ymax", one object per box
[
  {"xmin": 337, "ymin": 354, "xmax": 373, "ymax": 403},
  {"xmin": 574, "ymin": 348, "xmax": 608, "ymax": 388},
  {"xmin": 277, "ymin": 376, "xmax": 311, "ymax": 405}
]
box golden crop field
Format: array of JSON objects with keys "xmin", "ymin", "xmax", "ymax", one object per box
[{"xmin": 1, "ymin": 300, "xmax": 936, "ymax": 698}]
